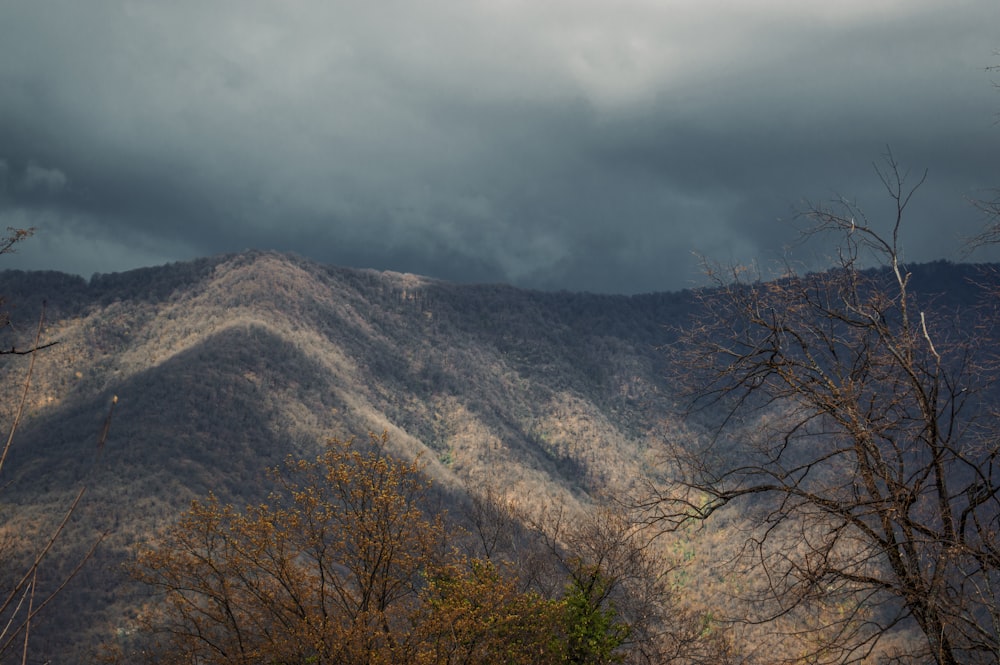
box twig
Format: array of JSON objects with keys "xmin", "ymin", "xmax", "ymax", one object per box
[
  {"xmin": 0, "ymin": 304, "xmax": 47, "ymax": 477},
  {"xmin": 20, "ymin": 570, "xmax": 35, "ymax": 665},
  {"xmin": 920, "ymin": 312, "xmax": 940, "ymax": 364}
]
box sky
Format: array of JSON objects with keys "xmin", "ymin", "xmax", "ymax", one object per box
[{"xmin": 1, "ymin": 1, "xmax": 998, "ymax": 294}]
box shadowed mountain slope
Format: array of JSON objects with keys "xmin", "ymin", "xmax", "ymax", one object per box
[
  {"xmin": 0, "ymin": 251, "xmax": 698, "ymax": 660},
  {"xmin": 0, "ymin": 251, "xmax": 996, "ymax": 661}
]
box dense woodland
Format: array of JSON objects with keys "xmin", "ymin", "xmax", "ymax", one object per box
[{"xmin": 0, "ymin": 233, "xmax": 998, "ymax": 661}]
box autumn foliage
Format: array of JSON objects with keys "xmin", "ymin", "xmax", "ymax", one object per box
[{"xmin": 113, "ymin": 433, "xmax": 643, "ymax": 664}]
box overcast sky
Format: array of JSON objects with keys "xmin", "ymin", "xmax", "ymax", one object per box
[{"xmin": 1, "ymin": 1, "xmax": 998, "ymax": 294}]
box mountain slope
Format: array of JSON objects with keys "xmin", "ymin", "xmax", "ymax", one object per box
[
  {"xmin": 0, "ymin": 251, "xmax": 995, "ymax": 661},
  {"xmin": 0, "ymin": 251, "xmax": 698, "ymax": 660}
]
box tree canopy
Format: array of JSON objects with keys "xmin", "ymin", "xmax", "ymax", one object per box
[{"xmin": 113, "ymin": 433, "xmax": 692, "ymax": 664}]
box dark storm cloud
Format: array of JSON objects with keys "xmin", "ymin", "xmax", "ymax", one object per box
[{"xmin": 1, "ymin": 0, "xmax": 998, "ymax": 293}]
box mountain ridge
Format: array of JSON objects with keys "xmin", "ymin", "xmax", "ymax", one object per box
[{"xmin": 0, "ymin": 250, "xmax": 997, "ymax": 661}]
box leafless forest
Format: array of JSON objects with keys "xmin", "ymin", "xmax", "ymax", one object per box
[{"xmin": 0, "ymin": 244, "xmax": 998, "ymax": 663}]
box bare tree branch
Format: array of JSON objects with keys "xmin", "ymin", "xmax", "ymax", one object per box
[{"xmin": 649, "ymin": 154, "xmax": 1000, "ymax": 664}]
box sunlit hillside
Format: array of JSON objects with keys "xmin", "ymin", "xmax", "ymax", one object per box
[{"xmin": 0, "ymin": 252, "xmax": 996, "ymax": 662}]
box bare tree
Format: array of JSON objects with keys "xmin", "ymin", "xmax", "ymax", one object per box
[
  {"xmin": 524, "ymin": 500, "xmax": 742, "ymax": 665},
  {"xmin": 0, "ymin": 228, "xmax": 111, "ymax": 663},
  {"xmin": 965, "ymin": 56, "xmax": 1000, "ymax": 252},
  {"xmin": 966, "ymin": 190, "xmax": 1000, "ymax": 253},
  {"xmin": 645, "ymin": 153, "xmax": 1000, "ymax": 664},
  {"xmin": 0, "ymin": 228, "xmax": 55, "ymax": 356},
  {"xmin": 462, "ymin": 482, "xmax": 741, "ymax": 664}
]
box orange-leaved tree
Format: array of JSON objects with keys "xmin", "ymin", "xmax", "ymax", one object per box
[{"xmin": 116, "ymin": 433, "xmax": 576, "ymax": 664}]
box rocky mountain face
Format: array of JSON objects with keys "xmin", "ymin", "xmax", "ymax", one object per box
[{"xmin": 0, "ymin": 251, "xmax": 995, "ymax": 661}]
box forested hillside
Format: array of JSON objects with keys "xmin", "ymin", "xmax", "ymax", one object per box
[
  {"xmin": 0, "ymin": 251, "xmax": 997, "ymax": 662},
  {"xmin": 0, "ymin": 251, "xmax": 700, "ymax": 661}
]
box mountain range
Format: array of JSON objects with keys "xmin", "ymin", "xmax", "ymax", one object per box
[{"xmin": 0, "ymin": 251, "xmax": 995, "ymax": 661}]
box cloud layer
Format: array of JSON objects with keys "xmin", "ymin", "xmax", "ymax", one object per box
[{"xmin": 1, "ymin": 0, "xmax": 998, "ymax": 292}]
